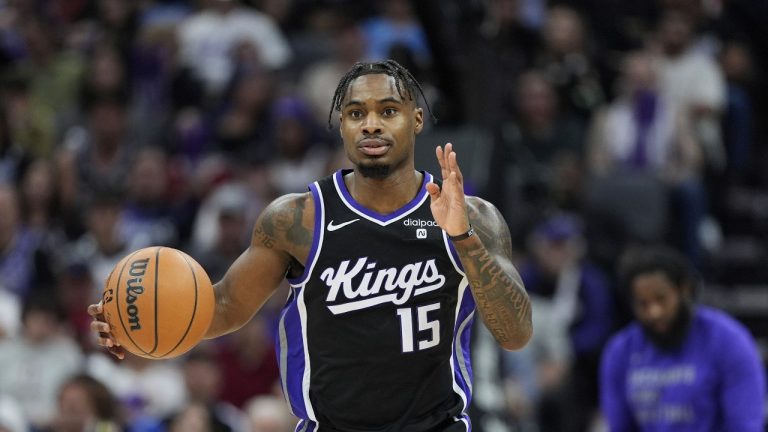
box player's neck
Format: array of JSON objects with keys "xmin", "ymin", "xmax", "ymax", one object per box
[{"xmin": 345, "ymin": 169, "xmax": 423, "ymax": 214}]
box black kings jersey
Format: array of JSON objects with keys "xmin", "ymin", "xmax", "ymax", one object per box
[{"xmin": 275, "ymin": 170, "xmax": 476, "ymax": 432}]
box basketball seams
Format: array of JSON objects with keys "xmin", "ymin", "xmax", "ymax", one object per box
[
  {"xmin": 157, "ymin": 249, "xmax": 200, "ymax": 358},
  {"xmin": 114, "ymin": 249, "xmax": 151, "ymax": 357},
  {"xmin": 148, "ymin": 246, "xmax": 162, "ymax": 355}
]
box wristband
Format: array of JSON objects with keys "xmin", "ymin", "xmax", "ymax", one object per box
[{"xmin": 448, "ymin": 225, "xmax": 474, "ymax": 242}]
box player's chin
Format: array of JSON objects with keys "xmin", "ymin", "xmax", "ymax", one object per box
[
  {"xmin": 356, "ymin": 161, "xmax": 392, "ymax": 179},
  {"xmin": 646, "ymin": 321, "xmax": 671, "ymax": 335}
]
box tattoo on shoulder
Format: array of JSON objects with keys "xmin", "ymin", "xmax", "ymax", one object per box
[
  {"xmin": 255, "ymin": 195, "xmax": 312, "ymax": 249},
  {"xmin": 255, "ymin": 220, "xmax": 276, "ymax": 249},
  {"xmin": 286, "ymin": 196, "xmax": 311, "ymax": 246}
]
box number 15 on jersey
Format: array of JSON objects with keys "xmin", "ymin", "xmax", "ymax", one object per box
[{"xmin": 396, "ymin": 303, "xmax": 441, "ymax": 353}]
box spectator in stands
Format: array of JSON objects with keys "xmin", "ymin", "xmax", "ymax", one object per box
[
  {"xmin": 469, "ymin": 318, "xmax": 530, "ymax": 432},
  {"xmin": 480, "ymin": 0, "xmax": 542, "ymax": 73},
  {"xmin": 1, "ymin": 72, "xmax": 56, "ymax": 167},
  {"xmin": 587, "ymin": 50, "xmax": 706, "ymax": 265},
  {"xmin": 213, "ymin": 67, "xmax": 278, "ymax": 163},
  {"xmin": 176, "ymin": 0, "xmax": 291, "ymax": 98},
  {"xmin": 535, "ymin": 5, "xmax": 605, "ymax": 122},
  {"xmin": 66, "ymin": 190, "xmax": 130, "ymax": 291},
  {"xmin": 0, "ymin": 293, "xmax": 83, "ymax": 429},
  {"xmin": 0, "ymin": 290, "xmax": 21, "ymax": 340},
  {"xmin": 0, "ymin": 395, "xmax": 28, "ymax": 432},
  {"xmin": 163, "ymin": 402, "xmax": 232, "ymax": 432},
  {"xmin": 510, "ymin": 71, "xmax": 585, "ymax": 169},
  {"xmin": 587, "ymin": 51, "xmax": 699, "ymax": 180},
  {"xmin": 266, "ymin": 96, "xmax": 332, "ymax": 195},
  {"xmin": 652, "ymin": 9, "xmax": 726, "ymax": 172},
  {"xmin": 178, "ymin": 347, "xmax": 249, "ymax": 431},
  {"xmin": 45, "ymin": 374, "xmax": 121, "ymax": 432},
  {"xmin": 466, "ymin": 0, "xmax": 541, "ymax": 128},
  {"xmin": 17, "ymin": 159, "xmax": 68, "ymax": 284},
  {"xmin": 121, "ymin": 147, "xmax": 179, "ymax": 248},
  {"xmin": 298, "ymin": 15, "xmax": 368, "ymax": 127},
  {"xmin": 16, "ymin": 16, "xmax": 83, "ymax": 157},
  {"xmin": 0, "ymin": 183, "xmax": 55, "ymax": 298},
  {"xmin": 718, "ymin": 39, "xmax": 754, "ymax": 177},
  {"xmin": 77, "ymin": 42, "xmax": 130, "ymax": 114},
  {"xmin": 488, "ymin": 70, "xmax": 586, "ymax": 246},
  {"xmin": 244, "ymin": 395, "xmax": 294, "ymax": 432},
  {"xmin": 0, "ymin": 105, "xmax": 28, "ymax": 185},
  {"xmin": 87, "ymin": 352, "xmax": 186, "ymax": 427},
  {"xmin": 187, "ymin": 154, "xmax": 267, "ymax": 254},
  {"xmin": 710, "ymin": 40, "xmax": 756, "ymax": 223},
  {"xmin": 519, "ymin": 213, "xmax": 614, "ymax": 432},
  {"xmin": 91, "ymin": 0, "xmax": 139, "ymax": 65},
  {"xmin": 192, "ymin": 182, "xmax": 253, "ymax": 282},
  {"xmin": 57, "ymin": 90, "xmax": 136, "ymax": 237},
  {"xmin": 56, "ymin": 262, "xmax": 97, "ymax": 353},
  {"xmin": 18, "ymin": 158, "xmax": 61, "ymax": 237},
  {"xmin": 361, "ymin": 0, "xmax": 430, "ymax": 65},
  {"xmin": 215, "ymin": 313, "xmax": 280, "ymax": 409},
  {"xmin": 600, "ymin": 245, "xmax": 766, "ymax": 431}
]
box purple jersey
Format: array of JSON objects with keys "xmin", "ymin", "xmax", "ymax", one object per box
[{"xmin": 600, "ymin": 306, "xmax": 766, "ymax": 431}]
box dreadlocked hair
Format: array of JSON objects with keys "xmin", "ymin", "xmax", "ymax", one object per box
[{"xmin": 327, "ymin": 59, "xmax": 436, "ymax": 129}]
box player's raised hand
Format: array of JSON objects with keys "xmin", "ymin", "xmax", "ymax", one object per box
[
  {"xmin": 88, "ymin": 302, "xmax": 125, "ymax": 360},
  {"xmin": 426, "ymin": 143, "xmax": 471, "ymax": 238}
]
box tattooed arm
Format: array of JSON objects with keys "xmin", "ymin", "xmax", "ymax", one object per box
[
  {"xmin": 205, "ymin": 192, "xmax": 314, "ymax": 338},
  {"xmin": 456, "ymin": 198, "xmax": 532, "ymax": 350},
  {"xmin": 426, "ymin": 143, "xmax": 531, "ymax": 351}
]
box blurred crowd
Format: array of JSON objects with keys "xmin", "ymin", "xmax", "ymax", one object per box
[{"xmin": 0, "ymin": 0, "xmax": 765, "ymax": 431}]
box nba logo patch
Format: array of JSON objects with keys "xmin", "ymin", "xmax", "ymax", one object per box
[{"xmin": 416, "ymin": 228, "xmax": 427, "ymax": 239}]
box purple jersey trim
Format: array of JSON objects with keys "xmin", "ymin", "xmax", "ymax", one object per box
[
  {"xmin": 453, "ymin": 283, "xmax": 476, "ymax": 405},
  {"xmin": 276, "ymin": 289, "xmax": 309, "ymax": 419},
  {"xmin": 333, "ymin": 169, "xmax": 433, "ymax": 223},
  {"xmin": 287, "ymin": 182, "xmax": 324, "ymax": 286}
]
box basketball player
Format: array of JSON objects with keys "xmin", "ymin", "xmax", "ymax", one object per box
[{"xmin": 89, "ymin": 60, "xmax": 533, "ymax": 431}]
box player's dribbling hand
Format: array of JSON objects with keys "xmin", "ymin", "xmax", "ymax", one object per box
[{"xmin": 88, "ymin": 302, "xmax": 125, "ymax": 360}]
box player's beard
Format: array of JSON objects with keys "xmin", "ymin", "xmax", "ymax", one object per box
[
  {"xmin": 355, "ymin": 152, "xmax": 409, "ymax": 180},
  {"xmin": 357, "ymin": 163, "xmax": 391, "ymax": 179},
  {"xmin": 642, "ymin": 301, "xmax": 693, "ymax": 352},
  {"xmin": 352, "ymin": 144, "xmax": 410, "ymax": 180}
]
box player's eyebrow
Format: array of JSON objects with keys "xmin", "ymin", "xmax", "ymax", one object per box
[
  {"xmin": 378, "ymin": 96, "xmax": 404, "ymax": 105},
  {"xmin": 344, "ymin": 96, "xmax": 404, "ymax": 108}
]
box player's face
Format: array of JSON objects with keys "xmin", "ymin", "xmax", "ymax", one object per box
[
  {"xmin": 631, "ymin": 271, "xmax": 688, "ymax": 336},
  {"xmin": 339, "ymin": 74, "xmax": 424, "ymax": 178}
]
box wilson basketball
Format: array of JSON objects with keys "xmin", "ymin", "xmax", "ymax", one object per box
[{"xmin": 101, "ymin": 246, "xmax": 215, "ymax": 359}]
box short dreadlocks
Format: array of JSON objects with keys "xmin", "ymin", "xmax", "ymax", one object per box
[{"xmin": 327, "ymin": 59, "xmax": 436, "ymax": 129}]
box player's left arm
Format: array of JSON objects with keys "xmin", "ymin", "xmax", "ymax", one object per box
[
  {"xmin": 459, "ymin": 197, "xmax": 532, "ymax": 350},
  {"xmin": 427, "ymin": 143, "xmax": 532, "ymax": 351}
]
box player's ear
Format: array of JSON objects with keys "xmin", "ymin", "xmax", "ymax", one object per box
[{"xmin": 414, "ymin": 107, "xmax": 424, "ymax": 135}]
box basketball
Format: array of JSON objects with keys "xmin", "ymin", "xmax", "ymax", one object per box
[{"xmin": 100, "ymin": 246, "xmax": 215, "ymax": 359}]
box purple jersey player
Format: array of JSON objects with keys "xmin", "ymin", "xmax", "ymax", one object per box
[{"xmin": 600, "ymin": 246, "xmax": 766, "ymax": 431}]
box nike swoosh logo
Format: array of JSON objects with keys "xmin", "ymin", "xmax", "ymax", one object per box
[{"xmin": 327, "ymin": 219, "xmax": 360, "ymax": 231}]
